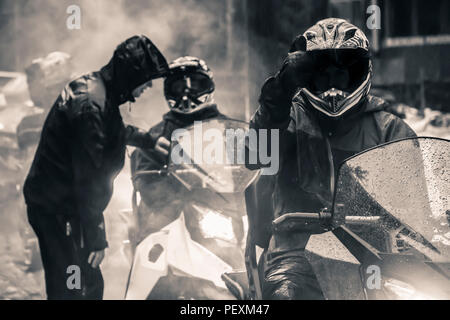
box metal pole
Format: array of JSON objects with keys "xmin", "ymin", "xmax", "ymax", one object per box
[
  {"xmin": 420, "ymin": 67, "xmax": 426, "ymax": 115},
  {"xmin": 370, "ymin": 0, "xmax": 380, "ymax": 54},
  {"xmin": 226, "ymin": 0, "xmax": 234, "ymax": 70},
  {"xmin": 13, "ymin": 0, "xmax": 20, "ymax": 70},
  {"xmin": 243, "ymin": 0, "xmax": 251, "ymax": 122}
]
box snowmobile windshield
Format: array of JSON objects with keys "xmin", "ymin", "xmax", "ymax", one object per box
[
  {"xmin": 332, "ymin": 137, "xmax": 450, "ymax": 262},
  {"xmin": 168, "ymin": 119, "xmax": 259, "ymax": 194}
]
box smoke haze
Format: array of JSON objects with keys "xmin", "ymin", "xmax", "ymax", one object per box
[{"xmin": 8, "ymin": 0, "xmax": 249, "ymax": 127}]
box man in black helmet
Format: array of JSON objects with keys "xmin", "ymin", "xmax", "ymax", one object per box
[
  {"xmin": 245, "ymin": 19, "xmax": 416, "ymax": 300},
  {"xmin": 130, "ymin": 56, "xmax": 228, "ymax": 240},
  {"xmin": 23, "ymin": 35, "xmax": 168, "ymax": 300}
]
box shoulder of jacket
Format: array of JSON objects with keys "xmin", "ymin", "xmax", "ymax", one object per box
[
  {"xmin": 65, "ymin": 74, "xmax": 107, "ymax": 117},
  {"xmin": 371, "ymin": 109, "xmax": 403, "ymax": 129},
  {"xmin": 367, "ymin": 95, "xmax": 388, "ymax": 109}
]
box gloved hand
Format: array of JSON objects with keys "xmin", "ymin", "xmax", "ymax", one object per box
[
  {"xmin": 125, "ymin": 125, "xmax": 157, "ymax": 149},
  {"xmin": 154, "ymin": 136, "xmax": 170, "ymax": 160},
  {"xmin": 277, "ymin": 50, "xmax": 315, "ymax": 99},
  {"xmin": 259, "ymin": 51, "xmax": 315, "ymax": 122}
]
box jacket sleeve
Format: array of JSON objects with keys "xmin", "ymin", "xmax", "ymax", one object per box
[
  {"xmin": 125, "ymin": 125, "xmax": 157, "ymax": 149},
  {"xmin": 71, "ymin": 101, "xmax": 109, "ymax": 251},
  {"xmin": 246, "ymin": 77, "xmax": 296, "ymax": 171},
  {"xmin": 251, "ymin": 77, "xmax": 293, "ymax": 131}
]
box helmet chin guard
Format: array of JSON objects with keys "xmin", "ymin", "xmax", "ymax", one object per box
[
  {"xmin": 167, "ymin": 92, "xmax": 214, "ymax": 114},
  {"xmin": 302, "ymin": 66, "xmax": 372, "ymax": 117}
]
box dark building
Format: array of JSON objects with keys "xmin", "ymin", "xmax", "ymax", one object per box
[{"xmin": 330, "ymin": 0, "xmax": 450, "ymax": 112}]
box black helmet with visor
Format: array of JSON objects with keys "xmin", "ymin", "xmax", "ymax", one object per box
[{"xmin": 164, "ymin": 56, "xmax": 215, "ymax": 114}]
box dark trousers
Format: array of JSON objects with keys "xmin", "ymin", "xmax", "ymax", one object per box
[
  {"xmin": 262, "ymin": 251, "xmax": 325, "ymax": 300},
  {"xmin": 261, "ymin": 233, "xmax": 325, "ymax": 300},
  {"xmin": 27, "ymin": 207, "xmax": 103, "ymax": 300}
]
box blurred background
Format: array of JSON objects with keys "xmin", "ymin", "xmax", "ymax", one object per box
[
  {"xmin": 1, "ymin": 0, "xmax": 450, "ymax": 121},
  {"xmin": 0, "ymin": 0, "xmax": 449, "ymax": 300}
]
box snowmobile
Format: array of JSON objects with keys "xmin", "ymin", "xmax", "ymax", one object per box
[
  {"xmin": 244, "ymin": 137, "xmax": 450, "ymax": 300},
  {"xmin": 123, "ymin": 119, "xmax": 259, "ymax": 300}
]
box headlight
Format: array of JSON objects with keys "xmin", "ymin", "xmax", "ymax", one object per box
[
  {"xmin": 193, "ymin": 204, "xmax": 235, "ymax": 242},
  {"xmin": 383, "ymin": 278, "xmax": 436, "ymax": 300}
]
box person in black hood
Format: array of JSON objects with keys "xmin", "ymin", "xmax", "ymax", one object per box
[
  {"xmin": 245, "ymin": 19, "xmax": 416, "ymax": 300},
  {"xmin": 23, "ymin": 35, "xmax": 168, "ymax": 300},
  {"xmin": 130, "ymin": 56, "xmax": 228, "ymax": 242}
]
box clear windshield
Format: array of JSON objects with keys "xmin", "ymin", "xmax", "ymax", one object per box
[
  {"xmin": 332, "ymin": 138, "xmax": 450, "ymax": 262},
  {"xmin": 168, "ymin": 119, "xmax": 259, "ymax": 193}
]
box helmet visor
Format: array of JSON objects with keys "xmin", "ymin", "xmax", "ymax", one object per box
[
  {"xmin": 307, "ymin": 49, "xmax": 370, "ymax": 94},
  {"xmin": 165, "ymin": 73, "xmax": 214, "ymax": 100}
]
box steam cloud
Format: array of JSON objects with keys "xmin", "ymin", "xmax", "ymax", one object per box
[{"xmin": 13, "ymin": 0, "xmax": 245, "ymax": 127}]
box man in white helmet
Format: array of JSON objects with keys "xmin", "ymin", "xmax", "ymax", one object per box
[{"xmin": 246, "ymin": 18, "xmax": 416, "ymax": 300}]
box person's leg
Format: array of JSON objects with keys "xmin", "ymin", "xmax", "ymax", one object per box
[
  {"xmin": 66, "ymin": 216, "xmax": 104, "ymax": 300},
  {"xmin": 77, "ymin": 243, "xmax": 104, "ymax": 300},
  {"xmin": 260, "ymin": 234, "xmax": 325, "ymax": 300},
  {"xmin": 27, "ymin": 209, "xmax": 80, "ymax": 299},
  {"xmin": 27, "ymin": 209, "xmax": 104, "ymax": 300},
  {"xmin": 262, "ymin": 251, "xmax": 325, "ymax": 300}
]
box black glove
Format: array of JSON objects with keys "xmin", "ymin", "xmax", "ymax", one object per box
[
  {"xmin": 277, "ymin": 50, "xmax": 315, "ymax": 99},
  {"xmin": 259, "ymin": 51, "xmax": 315, "ymax": 122},
  {"xmin": 125, "ymin": 125, "xmax": 157, "ymax": 149}
]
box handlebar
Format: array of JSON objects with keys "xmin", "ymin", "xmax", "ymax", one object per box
[
  {"xmin": 272, "ymin": 210, "xmax": 332, "ymax": 225},
  {"xmin": 271, "ymin": 212, "xmax": 382, "ymax": 231},
  {"xmin": 272, "ymin": 210, "xmax": 332, "ymax": 234},
  {"xmin": 344, "ymin": 216, "xmax": 381, "ymax": 225}
]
